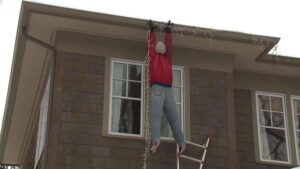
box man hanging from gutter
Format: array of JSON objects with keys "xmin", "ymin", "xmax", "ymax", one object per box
[{"xmin": 147, "ymin": 20, "xmax": 186, "ymax": 155}]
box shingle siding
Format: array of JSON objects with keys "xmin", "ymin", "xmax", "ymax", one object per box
[
  {"xmin": 57, "ymin": 52, "xmax": 111, "ymax": 168},
  {"xmin": 55, "ymin": 53, "xmax": 179, "ymax": 169},
  {"xmin": 189, "ymin": 68, "xmax": 229, "ymax": 169},
  {"xmin": 53, "ymin": 53, "xmax": 234, "ymax": 168}
]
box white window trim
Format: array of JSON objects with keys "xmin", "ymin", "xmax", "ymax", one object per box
[
  {"xmin": 255, "ymin": 91, "xmax": 291, "ymax": 164},
  {"xmin": 161, "ymin": 66, "xmax": 185, "ymax": 140},
  {"xmin": 108, "ymin": 58, "xmax": 145, "ymax": 137},
  {"xmin": 291, "ymin": 95, "xmax": 300, "ymax": 164}
]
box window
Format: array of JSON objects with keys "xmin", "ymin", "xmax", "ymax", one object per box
[
  {"xmin": 161, "ymin": 67, "xmax": 184, "ymax": 138},
  {"xmin": 291, "ymin": 96, "xmax": 300, "ymax": 164},
  {"xmin": 108, "ymin": 59, "xmax": 184, "ymax": 138},
  {"xmin": 109, "ymin": 59, "xmax": 144, "ymax": 136},
  {"xmin": 255, "ymin": 92, "xmax": 290, "ymax": 163}
]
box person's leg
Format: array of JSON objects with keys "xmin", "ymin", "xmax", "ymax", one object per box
[
  {"xmin": 150, "ymin": 85, "xmax": 165, "ymax": 152},
  {"xmin": 164, "ymin": 87, "xmax": 185, "ymax": 153}
]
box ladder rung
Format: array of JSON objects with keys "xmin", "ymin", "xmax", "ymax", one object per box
[
  {"xmin": 185, "ymin": 140, "xmax": 206, "ymax": 149},
  {"xmin": 179, "ymin": 155, "xmax": 203, "ymax": 163}
]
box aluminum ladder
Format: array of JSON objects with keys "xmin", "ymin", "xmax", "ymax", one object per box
[{"xmin": 177, "ymin": 135, "xmax": 211, "ymax": 169}]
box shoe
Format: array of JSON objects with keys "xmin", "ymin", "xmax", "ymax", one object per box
[
  {"xmin": 150, "ymin": 141, "xmax": 160, "ymax": 153},
  {"xmin": 177, "ymin": 143, "xmax": 186, "ymax": 155}
]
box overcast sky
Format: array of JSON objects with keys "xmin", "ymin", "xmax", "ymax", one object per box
[{"xmin": 0, "ymin": 0, "xmax": 300, "ymax": 131}]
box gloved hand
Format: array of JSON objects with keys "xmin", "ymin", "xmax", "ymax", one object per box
[
  {"xmin": 148, "ymin": 20, "xmax": 157, "ymax": 32},
  {"xmin": 165, "ymin": 20, "xmax": 174, "ymax": 33}
]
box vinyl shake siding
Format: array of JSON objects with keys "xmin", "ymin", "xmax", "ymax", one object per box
[{"xmin": 48, "ymin": 52, "xmax": 233, "ymax": 169}]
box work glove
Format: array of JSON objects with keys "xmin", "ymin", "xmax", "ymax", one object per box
[
  {"xmin": 148, "ymin": 20, "xmax": 157, "ymax": 32},
  {"xmin": 164, "ymin": 20, "xmax": 174, "ymax": 33}
]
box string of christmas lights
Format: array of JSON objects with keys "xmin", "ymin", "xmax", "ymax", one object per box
[
  {"xmin": 151, "ymin": 22, "xmax": 279, "ymax": 52},
  {"xmin": 142, "ymin": 32, "xmax": 152, "ymax": 169}
]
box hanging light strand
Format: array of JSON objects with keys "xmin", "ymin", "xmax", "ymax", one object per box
[
  {"xmin": 152, "ymin": 22, "xmax": 277, "ymax": 50},
  {"xmin": 142, "ymin": 31, "xmax": 152, "ymax": 169}
]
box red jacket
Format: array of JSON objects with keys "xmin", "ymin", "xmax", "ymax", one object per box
[{"xmin": 148, "ymin": 32, "xmax": 173, "ymax": 87}]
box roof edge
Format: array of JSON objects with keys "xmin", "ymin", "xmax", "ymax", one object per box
[
  {"xmin": 22, "ymin": 1, "xmax": 280, "ymax": 46},
  {"xmin": 257, "ymin": 54, "xmax": 300, "ymax": 67}
]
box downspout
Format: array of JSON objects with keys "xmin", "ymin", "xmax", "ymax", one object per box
[{"xmin": 22, "ymin": 26, "xmax": 56, "ymax": 169}]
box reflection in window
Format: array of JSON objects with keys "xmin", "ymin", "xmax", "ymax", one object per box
[
  {"xmin": 110, "ymin": 60, "xmax": 143, "ymax": 136},
  {"xmin": 160, "ymin": 68, "xmax": 184, "ymax": 138},
  {"xmin": 260, "ymin": 128, "xmax": 288, "ymax": 161},
  {"xmin": 256, "ymin": 92, "xmax": 289, "ymax": 163},
  {"xmin": 292, "ymin": 97, "xmax": 300, "ymax": 163}
]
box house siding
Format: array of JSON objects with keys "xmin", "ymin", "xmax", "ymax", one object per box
[
  {"xmin": 189, "ymin": 68, "xmax": 229, "ymax": 169},
  {"xmin": 234, "ymin": 89, "xmax": 290, "ymax": 169},
  {"xmin": 54, "ymin": 52, "xmax": 184, "ymax": 169},
  {"xmin": 48, "ymin": 51, "xmax": 235, "ymax": 169},
  {"xmin": 57, "ymin": 52, "xmax": 108, "ymax": 169}
]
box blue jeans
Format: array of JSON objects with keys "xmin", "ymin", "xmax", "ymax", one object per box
[{"xmin": 150, "ymin": 85, "xmax": 185, "ymax": 146}]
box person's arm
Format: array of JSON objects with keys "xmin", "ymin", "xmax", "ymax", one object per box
[
  {"xmin": 148, "ymin": 31, "xmax": 156, "ymax": 58},
  {"xmin": 148, "ymin": 20, "xmax": 156, "ymax": 58},
  {"xmin": 165, "ymin": 20, "xmax": 173, "ymax": 60}
]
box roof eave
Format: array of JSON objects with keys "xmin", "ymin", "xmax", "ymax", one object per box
[
  {"xmin": 22, "ymin": 1, "xmax": 280, "ymax": 46},
  {"xmin": 257, "ymin": 54, "xmax": 300, "ymax": 67}
]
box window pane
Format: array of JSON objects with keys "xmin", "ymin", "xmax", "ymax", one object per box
[
  {"xmin": 296, "ymin": 131, "xmax": 300, "ymax": 163},
  {"xmin": 292, "ymin": 98, "xmax": 300, "ymax": 163},
  {"xmin": 113, "ymin": 62, "xmax": 127, "ymax": 79},
  {"xmin": 128, "ymin": 82, "xmax": 141, "ymax": 98},
  {"xmin": 295, "ymin": 115, "xmax": 300, "ymax": 130},
  {"xmin": 173, "ymin": 70, "xmax": 181, "ymax": 86},
  {"xmin": 259, "ymin": 111, "xmax": 271, "ymax": 126},
  {"xmin": 112, "ymin": 80, "xmax": 126, "ymax": 96},
  {"xmin": 111, "ymin": 98, "xmax": 141, "ymax": 134},
  {"xmin": 271, "ymin": 97, "xmax": 283, "ymax": 112},
  {"xmin": 272, "ymin": 112, "xmax": 284, "ymax": 128},
  {"xmin": 128, "ymin": 64, "xmax": 142, "ymax": 81},
  {"xmin": 260, "ymin": 127, "xmax": 288, "ymax": 162},
  {"xmin": 111, "ymin": 98, "xmax": 122, "ymax": 133},
  {"xmin": 173, "ymin": 87, "xmax": 181, "ymax": 103},
  {"xmin": 258, "ymin": 95, "xmax": 270, "ymax": 110},
  {"xmin": 293, "ymin": 99, "xmax": 300, "ymax": 130},
  {"xmin": 294, "ymin": 99, "xmax": 300, "ymax": 115}
]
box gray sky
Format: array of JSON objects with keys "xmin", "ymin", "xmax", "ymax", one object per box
[{"xmin": 0, "ymin": 0, "xmax": 300, "ymax": 131}]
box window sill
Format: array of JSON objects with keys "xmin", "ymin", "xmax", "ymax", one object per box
[
  {"xmin": 256, "ymin": 159, "xmax": 294, "ymax": 167},
  {"xmin": 102, "ymin": 132, "xmax": 177, "ymax": 144}
]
